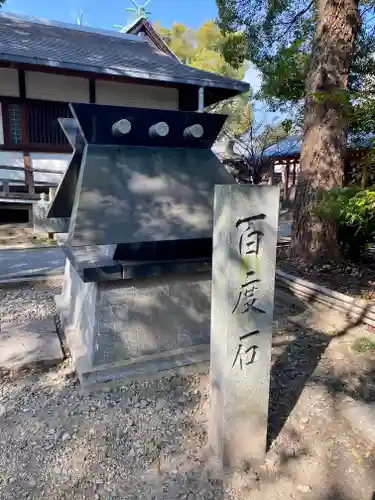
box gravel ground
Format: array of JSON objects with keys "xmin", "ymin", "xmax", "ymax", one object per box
[
  {"xmin": 0, "ymin": 224, "xmax": 57, "ymax": 249},
  {"xmin": 0, "ymin": 282, "xmax": 60, "ymax": 327},
  {"xmin": 0, "ymin": 284, "xmax": 375, "ymax": 499}
]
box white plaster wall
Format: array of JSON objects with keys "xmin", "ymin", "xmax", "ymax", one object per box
[
  {"xmin": 31, "ymin": 153, "xmax": 71, "ymax": 184},
  {"xmin": 0, "ymin": 68, "xmax": 20, "ymax": 97},
  {"xmin": 0, "ymin": 151, "xmax": 25, "ymax": 182},
  {"xmin": 26, "ymin": 72, "xmax": 90, "ymax": 103},
  {"xmin": 96, "ymin": 80, "xmax": 179, "ymax": 110}
]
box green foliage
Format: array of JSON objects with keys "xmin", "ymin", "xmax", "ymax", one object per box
[
  {"xmin": 217, "ymin": 0, "xmax": 375, "ymax": 194},
  {"xmin": 258, "ymin": 41, "xmax": 308, "ymax": 110},
  {"xmin": 153, "ymin": 19, "xmax": 249, "ymax": 140},
  {"xmin": 314, "ymin": 187, "xmax": 375, "ymax": 260},
  {"xmin": 350, "ymin": 100, "xmax": 375, "ymax": 137},
  {"xmin": 220, "ymin": 32, "xmax": 248, "ymax": 70},
  {"xmin": 152, "ymin": 21, "xmax": 171, "ymax": 39},
  {"xmin": 159, "ymin": 22, "xmax": 196, "ymax": 64},
  {"xmin": 208, "ymin": 91, "xmax": 253, "ymax": 140},
  {"xmin": 153, "ymin": 19, "xmax": 247, "ymax": 79},
  {"xmin": 351, "ymin": 337, "xmax": 375, "ymax": 353},
  {"xmin": 216, "ymin": 0, "xmax": 315, "ymax": 98},
  {"xmin": 348, "ymin": 28, "xmax": 375, "ymax": 95},
  {"xmin": 216, "ymin": 0, "xmax": 375, "ymax": 134}
]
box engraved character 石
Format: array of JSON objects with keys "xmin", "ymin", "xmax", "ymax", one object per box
[{"xmin": 232, "ymin": 330, "xmax": 260, "ymax": 369}]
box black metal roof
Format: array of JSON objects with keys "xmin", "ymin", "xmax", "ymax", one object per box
[{"xmin": 0, "ymin": 12, "xmax": 248, "ymax": 95}]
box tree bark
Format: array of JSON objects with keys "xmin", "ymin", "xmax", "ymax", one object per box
[{"xmin": 290, "ymin": 0, "xmax": 360, "ymax": 262}]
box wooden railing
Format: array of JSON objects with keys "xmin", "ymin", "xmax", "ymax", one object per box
[
  {"xmin": 0, "ymin": 164, "xmax": 65, "ymax": 200},
  {"xmin": 0, "ymin": 165, "xmax": 65, "ymax": 175}
]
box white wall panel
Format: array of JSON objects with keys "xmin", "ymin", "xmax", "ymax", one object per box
[
  {"xmin": 96, "ymin": 80, "xmax": 179, "ymax": 109},
  {"xmin": 30, "ymin": 153, "xmax": 71, "ymax": 184},
  {"xmin": 0, "ymin": 68, "xmax": 19, "ymax": 97},
  {"xmin": 26, "ymin": 72, "xmax": 90, "ymax": 103},
  {"xmin": 0, "ymin": 151, "xmax": 25, "ymax": 181}
]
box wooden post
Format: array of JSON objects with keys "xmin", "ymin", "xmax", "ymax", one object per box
[
  {"xmin": 283, "ymin": 161, "xmax": 290, "ymax": 201},
  {"xmin": 210, "ymin": 185, "xmax": 279, "ymax": 473},
  {"xmin": 21, "ymin": 101, "xmax": 35, "ymax": 197},
  {"xmin": 269, "ymin": 160, "xmax": 275, "ymax": 185},
  {"xmin": 89, "ymin": 79, "xmax": 96, "ymax": 104},
  {"xmin": 292, "ymin": 160, "xmax": 297, "ymax": 186},
  {"xmin": 24, "ymin": 152, "xmax": 35, "ymax": 195}
]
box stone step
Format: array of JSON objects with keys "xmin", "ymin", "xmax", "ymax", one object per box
[
  {"xmin": 78, "ymin": 344, "xmax": 210, "ymax": 392},
  {"xmin": 0, "ymin": 317, "xmax": 64, "ymax": 370}
]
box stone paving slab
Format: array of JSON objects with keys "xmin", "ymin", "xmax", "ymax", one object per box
[
  {"xmin": 0, "ymin": 318, "xmax": 64, "ymax": 370},
  {"xmin": 0, "ymin": 247, "xmax": 65, "ymax": 281}
]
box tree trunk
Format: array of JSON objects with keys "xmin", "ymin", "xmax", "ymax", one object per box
[{"xmin": 290, "ymin": 0, "xmax": 360, "ymax": 262}]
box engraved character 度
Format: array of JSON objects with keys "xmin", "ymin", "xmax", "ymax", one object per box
[{"xmin": 232, "ymin": 271, "xmax": 265, "ymax": 314}]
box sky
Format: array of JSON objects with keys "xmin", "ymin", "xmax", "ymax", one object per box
[
  {"xmin": 4, "ymin": 0, "xmax": 216, "ymax": 31},
  {"xmin": 2, "ymin": 0, "xmax": 284, "ymax": 125}
]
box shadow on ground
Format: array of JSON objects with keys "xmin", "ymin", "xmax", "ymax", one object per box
[{"xmin": 268, "ymin": 285, "xmax": 375, "ymax": 448}]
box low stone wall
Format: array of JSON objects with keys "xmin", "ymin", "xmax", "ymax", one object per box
[{"xmin": 276, "ymin": 269, "xmax": 375, "ymax": 328}]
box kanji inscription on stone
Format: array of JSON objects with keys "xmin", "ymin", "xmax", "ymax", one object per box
[{"xmin": 209, "ymin": 185, "xmax": 279, "ymax": 472}]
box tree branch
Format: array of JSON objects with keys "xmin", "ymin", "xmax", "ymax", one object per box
[{"xmin": 276, "ymin": 1, "xmax": 314, "ymax": 42}]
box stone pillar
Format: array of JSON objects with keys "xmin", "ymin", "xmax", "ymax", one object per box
[
  {"xmin": 209, "ymin": 184, "xmax": 279, "ymax": 473},
  {"xmin": 49, "ymin": 187, "xmax": 57, "ymax": 203}
]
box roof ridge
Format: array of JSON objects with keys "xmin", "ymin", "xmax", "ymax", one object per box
[
  {"xmin": 124, "ymin": 16, "xmax": 181, "ymax": 63},
  {"xmin": 0, "ymin": 11, "xmax": 144, "ymax": 44}
]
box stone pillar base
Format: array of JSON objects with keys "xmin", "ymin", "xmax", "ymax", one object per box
[{"xmin": 56, "ymin": 259, "xmax": 211, "ymax": 389}]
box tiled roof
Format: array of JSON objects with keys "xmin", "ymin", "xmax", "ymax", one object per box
[
  {"xmin": 263, "ymin": 136, "xmax": 302, "ymax": 158},
  {"xmin": 263, "ymin": 134, "xmax": 375, "ymax": 158},
  {"xmin": 0, "ymin": 12, "xmax": 248, "ymax": 93}
]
